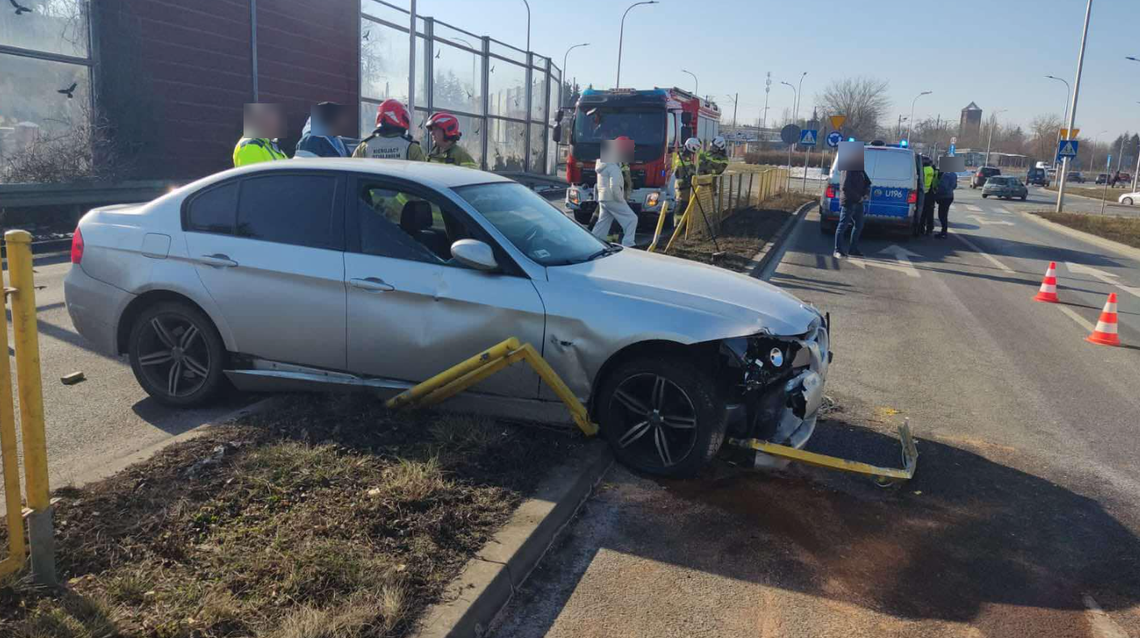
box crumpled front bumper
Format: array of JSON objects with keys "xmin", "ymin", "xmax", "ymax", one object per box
[{"xmin": 750, "ymin": 324, "xmax": 830, "ymax": 470}]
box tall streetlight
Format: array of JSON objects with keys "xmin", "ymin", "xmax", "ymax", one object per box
[
  {"xmin": 780, "ymin": 80, "xmax": 798, "ymax": 183},
  {"xmin": 780, "ymin": 80, "xmax": 797, "ymax": 123},
  {"xmin": 984, "ymin": 109, "xmax": 1007, "ymax": 167},
  {"xmin": 615, "ymin": 1, "xmax": 658, "ymax": 88},
  {"xmin": 794, "ymin": 71, "xmax": 807, "ymax": 125},
  {"xmin": 521, "ymin": 0, "xmax": 530, "ymax": 55},
  {"xmin": 907, "ymin": 90, "xmax": 932, "ymax": 145},
  {"xmin": 681, "ymin": 69, "xmax": 698, "ymax": 96},
  {"xmin": 561, "ymin": 42, "xmax": 589, "ymax": 107},
  {"xmin": 1045, "ymin": 75, "xmax": 1071, "ymax": 170},
  {"xmin": 1126, "ymin": 59, "xmax": 1140, "ymax": 190},
  {"xmin": 1056, "ymin": 0, "xmax": 1093, "ymax": 214}
]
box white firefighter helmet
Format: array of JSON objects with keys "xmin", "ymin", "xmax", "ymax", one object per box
[
  {"xmin": 683, "ymin": 137, "xmax": 702, "ymax": 153},
  {"xmin": 711, "ymin": 136, "xmax": 727, "ymax": 151}
]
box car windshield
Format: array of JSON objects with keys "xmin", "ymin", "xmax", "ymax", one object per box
[
  {"xmin": 455, "ymin": 182, "xmax": 609, "ymax": 266},
  {"xmin": 572, "ymin": 108, "xmax": 666, "ymax": 147}
]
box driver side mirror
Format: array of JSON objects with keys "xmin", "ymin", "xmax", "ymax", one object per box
[
  {"xmin": 451, "ymin": 239, "xmax": 498, "ymax": 271},
  {"xmin": 552, "ymin": 108, "xmax": 566, "ymax": 143}
]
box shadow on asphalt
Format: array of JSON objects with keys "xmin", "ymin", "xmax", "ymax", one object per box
[
  {"xmin": 509, "ymin": 419, "xmax": 1140, "ymax": 633},
  {"xmin": 130, "ymin": 390, "xmax": 251, "ymax": 435}
]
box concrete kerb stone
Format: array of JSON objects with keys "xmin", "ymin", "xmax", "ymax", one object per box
[
  {"xmin": 413, "ymin": 440, "xmax": 614, "ymax": 638},
  {"xmin": 747, "ymin": 199, "xmax": 817, "ymax": 279},
  {"xmin": 1019, "ymin": 210, "xmax": 1140, "ymax": 263},
  {"xmin": 65, "ymin": 395, "xmax": 284, "ymax": 489}
]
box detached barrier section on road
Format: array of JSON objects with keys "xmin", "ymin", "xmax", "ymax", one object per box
[{"xmin": 0, "ymin": 230, "xmax": 56, "ymax": 586}]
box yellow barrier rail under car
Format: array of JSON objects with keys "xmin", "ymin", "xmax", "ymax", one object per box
[{"xmin": 386, "ymin": 338, "xmax": 598, "ymax": 437}]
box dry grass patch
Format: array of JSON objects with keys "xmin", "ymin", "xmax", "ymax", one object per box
[
  {"xmin": 1033, "ymin": 211, "xmax": 1140, "ymax": 249},
  {"xmin": 0, "ymin": 394, "xmax": 581, "ymax": 637}
]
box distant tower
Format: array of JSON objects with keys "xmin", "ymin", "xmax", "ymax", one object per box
[{"xmin": 959, "ymin": 102, "xmax": 982, "ymax": 145}]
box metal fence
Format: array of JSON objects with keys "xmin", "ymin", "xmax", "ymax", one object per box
[
  {"xmin": 360, "ymin": 0, "xmax": 561, "ymax": 175},
  {"xmin": 678, "ymin": 168, "xmax": 790, "ymax": 241}
]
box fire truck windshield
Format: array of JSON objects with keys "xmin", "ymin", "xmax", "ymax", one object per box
[{"xmin": 572, "ymin": 108, "xmax": 665, "ymax": 148}]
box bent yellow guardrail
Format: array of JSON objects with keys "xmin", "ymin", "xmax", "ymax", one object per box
[
  {"xmin": 728, "ymin": 419, "xmax": 918, "ymax": 485},
  {"xmin": 386, "ymin": 338, "xmax": 598, "ymax": 437},
  {"xmin": 0, "ymin": 230, "xmax": 56, "ymax": 585}
]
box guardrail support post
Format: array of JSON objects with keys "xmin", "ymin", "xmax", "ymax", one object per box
[{"xmin": 6, "ymin": 230, "xmax": 55, "ymax": 587}]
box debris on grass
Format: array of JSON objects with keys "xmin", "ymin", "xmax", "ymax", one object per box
[{"xmin": 0, "ymin": 393, "xmax": 581, "ymax": 637}]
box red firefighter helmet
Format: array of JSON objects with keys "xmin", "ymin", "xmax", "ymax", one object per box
[
  {"xmin": 425, "ymin": 112, "xmax": 462, "ymax": 140},
  {"xmin": 375, "ymin": 99, "xmax": 411, "ymax": 129}
]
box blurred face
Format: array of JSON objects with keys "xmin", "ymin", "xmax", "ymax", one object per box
[{"xmin": 244, "ymin": 103, "xmax": 285, "ymax": 139}]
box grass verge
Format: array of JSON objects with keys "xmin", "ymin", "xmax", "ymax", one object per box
[
  {"xmin": 1042, "ymin": 184, "xmax": 1129, "ymax": 202},
  {"xmin": 1032, "ymin": 211, "xmax": 1140, "ymax": 249},
  {"xmin": 667, "ymin": 192, "xmax": 816, "ymax": 273},
  {"xmin": 0, "ymin": 394, "xmax": 580, "ymax": 638}
]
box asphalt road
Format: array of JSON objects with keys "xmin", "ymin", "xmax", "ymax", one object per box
[
  {"xmin": 15, "ymin": 256, "xmax": 247, "ymax": 487},
  {"xmin": 493, "ymin": 186, "xmax": 1140, "ymax": 636}
]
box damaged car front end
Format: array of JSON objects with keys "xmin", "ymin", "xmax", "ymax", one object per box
[{"xmin": 716, "ymin": 312, "xmax": 831, "ymax": 469}]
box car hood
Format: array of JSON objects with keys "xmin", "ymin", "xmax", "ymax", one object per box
[{"xmin": 547, "ymin": 248, "xmax": 820, "ymax": 337}]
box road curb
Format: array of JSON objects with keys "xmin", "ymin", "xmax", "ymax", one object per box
[
  {"xmin": 747, "ymin": 199, "xmax": 817, "ymax": 280},
  {"xmin": 64, "ymin": 395, "xmax": 283, "ymax": 489},
  {"xmin": 1019, "ymin": 211, "xmax": 1140, "ymax": 262},
  {"xmin": 413, "ymin": 440, "xmax": 614, "ymax": 638}
]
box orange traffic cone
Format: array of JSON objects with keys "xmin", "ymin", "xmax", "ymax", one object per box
[
  {"xmin": 1034, "ymin": 262, "xmax": 1060, "ymax": 303},
  {"xmin": 1086, "ymin": 293, "xmax": 1121, "ymax": 347}
]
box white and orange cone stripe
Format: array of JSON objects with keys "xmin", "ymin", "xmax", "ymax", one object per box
[
  {"xmin": 1034, "ymin": 261, "xmax": 1060, "ymax": 303},
  {"xmin": 1086, "ymin": 293, "xmax": 1120, "ymax": 347}
]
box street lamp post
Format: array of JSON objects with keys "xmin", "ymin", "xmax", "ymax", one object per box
[
  {"xmin": 616, "ymin": 1, "xmax": 658, "ymax": 88},
  {"xmin": 795, "ymin": 72, "xmax": 807, "ymax": 126},
  {"xmin": 521, "ymin": 0, "xmax": 530, "ymax": 57},
  {"xmin": 1126, "ymin": 61, "xmax": 1140, "ymax": 190},
  {"xmin": 780, "ymin": 80, "xmax": 798, "ymax": 188},
  {"xmin": 1056, "ymin": 0, "xmax": 1093, "ymax": 214},
  {"xmin": 907, "ymin": 90, "xmax": 931, "ymax": 145},
  {"xmin": 984, "ymin": 109, "xmax": 1007, "ymax": 168},
  {"xmin": 561, "ymin": 42, "xmax": 589, "ymax": 107},
  {"xmin": 1045, "ymin": 75, "xmax": 1071, "ymax": 170},
  {"xmin": 681, "ymin": 69, "xmax": 698, "ymax": 96}
]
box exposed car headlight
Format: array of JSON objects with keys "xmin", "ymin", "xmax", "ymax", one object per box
[
  {"xmin": 646, "ymin": 191, "xmax": 660, "ymax": 207},
  {"xmin": 769, "ymin": 348, "xmax": 784, "ymax": 367},
  {"xmin": 569, "ymin": 189, "xmax": 580, "ymax": 205}
]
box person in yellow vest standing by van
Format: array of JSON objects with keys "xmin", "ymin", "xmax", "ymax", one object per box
[{"xmin": 920, "ymin": 156, "xmax": 937, "ymax": 236}]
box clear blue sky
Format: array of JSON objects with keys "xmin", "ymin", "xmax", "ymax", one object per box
[{"xmin": 410, "ymin": 0, "xmax": 1138, "ymax": 141}]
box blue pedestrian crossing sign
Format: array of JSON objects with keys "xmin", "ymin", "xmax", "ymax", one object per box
[
  {"xmin": 799, "ymin": 129, "xmax": 818, "ymax": 147},
  {"xmin": 1057, "ymin": 139, "xmax": 1079, "ymax": 160},
  {"xmin": 826, "ymin": 131, "xmax": 842, "ymax": 148}
]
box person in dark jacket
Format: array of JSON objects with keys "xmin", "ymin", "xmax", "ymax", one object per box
[
  {"xmin": 834, "ymin": 168, "xmax": 872, "ymax": 258},
  {"xmin": 934, "ymin": 170, "xmax": 957, "ymax": 238},
  {"xmin": 294, "ymin": 102, "xmax": 350, "ymax": 158}
]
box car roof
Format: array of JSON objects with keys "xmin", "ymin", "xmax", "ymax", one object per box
[{"xmin": 206, "ymin": 158, "xmax": 512, "ymax": 190}]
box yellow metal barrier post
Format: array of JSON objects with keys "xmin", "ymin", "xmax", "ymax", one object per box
[
  {"xmin": 6, "ymin": 230, "xmax": 56, "ymax": 586},
  {"xmin": 0, "ymin": 249, "xmax": 26, "ymax": 580},
  {"xmin": 386, "ymin": 338, "xmax": 599, "ymax": 437},
  {"xmin": 646, "ymin": 200, "xmax": 671, "ymax": 253}
]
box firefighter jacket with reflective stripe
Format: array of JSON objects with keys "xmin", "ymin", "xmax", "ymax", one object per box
[
  {"xmin": 673, "ymin": 153, "xmax": 696, "ymax": 195},
  {"xmin": 698, "ymin": 150, "xmax": 728, "ymax": 176},
  {"xmin": 427, "ymin": 143, "xmax": 478, "ymax": 168},
  {"xmin": 233, "ymin": 137, "xmax": 287, "ymax": 167},
  {"xmin": 353, "ymin": 130, "xmax": 426, "ymax": 161}
]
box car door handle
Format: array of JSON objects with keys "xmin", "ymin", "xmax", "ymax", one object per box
[
  {"xmin": 349, "ymin": 277, "xmax": 395, "ymax": 292},
  {"xmin": 197, "ymin": 254, "xmax": 238, "ymax": 268}
]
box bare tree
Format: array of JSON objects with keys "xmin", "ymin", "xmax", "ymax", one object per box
[
  {"xmin": 815, "ymin": 77, "xmax": 890, "ymax": 142},
  {"xmin": 1030, "ymin": 114, "xmax": 1063, "ymax": 161}
]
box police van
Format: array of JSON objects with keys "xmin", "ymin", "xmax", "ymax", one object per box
[{"xmin": 820, "ymin": 142, "xmax": 923, "ymax": 235}]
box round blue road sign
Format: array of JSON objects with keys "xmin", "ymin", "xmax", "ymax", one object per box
[{"xmin": 826, "ymin": 131, "xmax": 842, "ymax": 148}]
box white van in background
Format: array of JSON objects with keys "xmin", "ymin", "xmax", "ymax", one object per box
[{"xmin": 820, "ymin": 142, "xmax": 922, "ymax": 236}]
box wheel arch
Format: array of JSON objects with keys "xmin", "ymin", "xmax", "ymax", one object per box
[
  {"xmin": 588, "ymin": 338, "xmax": 714, "ymax": 417},
  {"xmin": 116, "ymin": 289, "xmax": 229, "ymax": 355}
]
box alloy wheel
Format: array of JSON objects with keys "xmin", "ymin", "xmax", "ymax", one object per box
[
  {"xmin": 136, "ymin": 313, "xmax": 213, "ymax": 398},
  {"xmin": 608, "ymin": 373, "xmax": 698, "ymax": 471}
]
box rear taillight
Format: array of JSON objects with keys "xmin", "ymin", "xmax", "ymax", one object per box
[
  {"xmin": 907, "ymin": 191, "xmax": 917, "ymax": 204},
  {"xmin": 825, "ymin": 185, "xmax": 836, "ymax": 198},
  {"xmin": 71, "ymin": 227, "xmax": 84, "ymax": 264}
]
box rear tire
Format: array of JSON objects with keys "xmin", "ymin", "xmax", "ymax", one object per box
[
  {"xmin": 981, "ymin": 194, "xmax": 988, "ymax": 198},
  {"xmin": 597, "ymin": 355, "xmax": 726, "ymax": 478},
  {"xmin": 128, "ymin": 301, "xmax": 227, "ymax": 407}
]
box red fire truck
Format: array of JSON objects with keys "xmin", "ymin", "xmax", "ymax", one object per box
[{"xmin": 554, "ymin": 87, "xmax": 720, "ymax": 226}]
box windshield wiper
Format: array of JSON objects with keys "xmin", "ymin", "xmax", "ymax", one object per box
[{"xmin": 586, "ymin": 244, "xmax": 623, "ymax": 261}]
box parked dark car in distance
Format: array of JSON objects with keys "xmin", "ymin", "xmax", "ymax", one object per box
[
  {"xmin": 1068, "ymin": 171, "xmax": 1085, "ymax": 183},
  {"xmin": 1096, "ymin": 173, "xmax": 1109, "ymax": 184},
  {"xmin": 1026, "ymin": 167, "xmax": 1050, "ymax": 186},
  {"xmin": 971, "ymin": 166, "xmax": 1001, "ymax": 188}
]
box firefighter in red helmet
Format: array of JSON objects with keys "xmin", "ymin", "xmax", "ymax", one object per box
[
  {"xmin": 425, "ymin": 112, "xmax": 478, "ymax": 168},
  {"xmin": 353, "ymin": 99, "xmax": 426, "ymax": 161}
]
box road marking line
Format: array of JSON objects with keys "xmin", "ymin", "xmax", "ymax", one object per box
[
  {"xmin": 1059, "ymin": 305, "xmax": 1095, "ymax": 332},
  {"xmin": 1066, "ymin": 262, "xmax": 1140, "ymax": 301},
  {"xmin": 970, "ymin": 215, "xmax": 1015, "ymax": 226},
  {"xmin": 998, "ymin": 208, "xmax": 1017, "ymax": 215},
  {"xmin": 964, "ymin": 204, "xmax": 982, "ymax": 212},
  {"xmin": 954, "ymin": 234, "xmax": 1015, "ymax": 273},
  {"xmin": 1083, "ymin": 594, "xmax": 1129, "ymax": 638}
]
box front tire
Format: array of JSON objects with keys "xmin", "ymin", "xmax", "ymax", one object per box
[
  {"xmin": 128, "ymin": 301, "xmax": 227, "ymax": 407},
  {"xmin": 1124, "ymin": 197, "xmax": 1133, "ymax": 205},
  {"xmin": 597, "ymin": 355, "xmax": 726, "ymax": 478},
  {"xmin": 981, "ymin": 194, "xmax": 988, "ymax": 198}
]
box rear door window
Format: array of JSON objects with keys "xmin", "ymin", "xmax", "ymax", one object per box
[
  {"xmin": 870, "ymin": 152, "xmax": 914, "ymax": 182},
  {"xmin": 186, "ymin": 181, "xmax": 238, "ymax": 234},
  {"xmin": 235, "ymin": 174, "xmax": 344, "ymax": 250}
]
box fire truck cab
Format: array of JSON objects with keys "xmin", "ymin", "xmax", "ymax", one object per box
[{"xmin": 555, "ymin": 88, "xmax": 720, "ymax": 227}]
